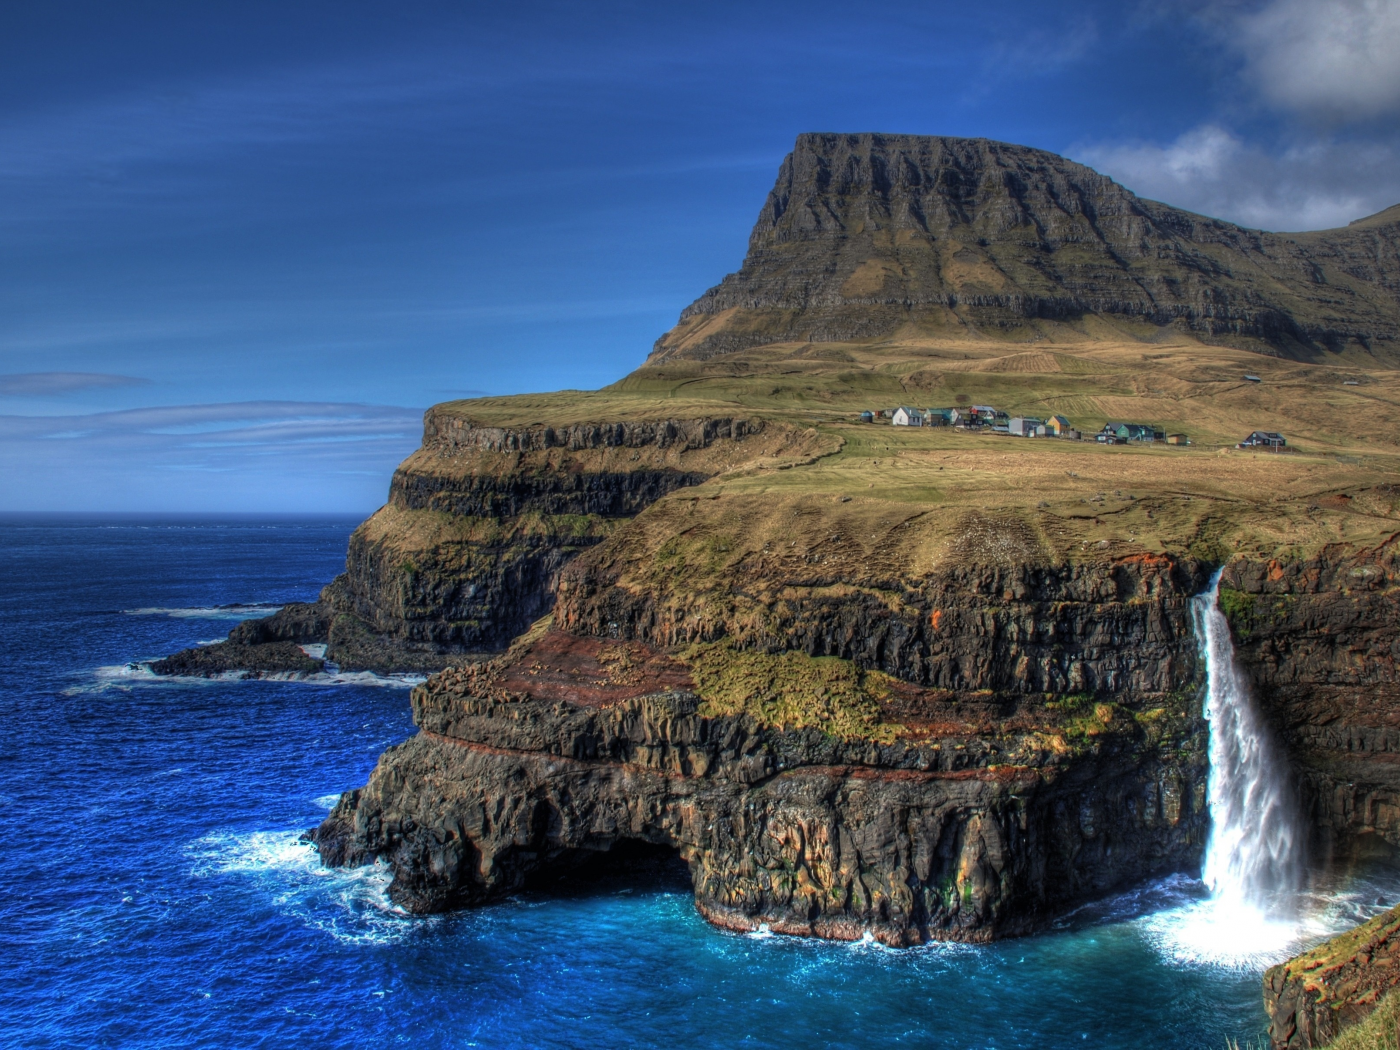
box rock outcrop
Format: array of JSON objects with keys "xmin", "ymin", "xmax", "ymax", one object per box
[
  {"xmin": 310, "ymin": 554, "xmax": 1210, "ymax": 943},
  {"xmin": 1220, "ymin": 535, "xmax": 1400, "ymax": 858},
  {"xmin": 1265, "ymin": 902, "xmax": 1400, "ymax": 1048},
  {"xmin": 165, "ymin": 412, "xmax": 807, "ymax": 675},
  {"xmin": 650, "ymin": 133, "xmax": 1400, "ymax": 363}
]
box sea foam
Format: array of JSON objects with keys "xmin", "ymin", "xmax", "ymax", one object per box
[
  {"xmin": 73, "ymin": 662, "xmax": 425, "ymax": 694},
  {"xmin": 189, "ymin": 829, "xmax": 419, "ymax": 946},
  {"xmin": 123, "ymin": 604, "xmax": 284, "ymax": 621}
]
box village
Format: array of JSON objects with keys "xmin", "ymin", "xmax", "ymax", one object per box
[{"xmin": 860, "ymin": 406, "xmax": 1287, "ymax": 451}]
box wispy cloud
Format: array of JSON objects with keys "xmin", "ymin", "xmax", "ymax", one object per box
[
  {"xmin": 1076, "ymin": 124, "xmax": 1400, "ymax": 231},
  {"xmin": 0, "ymin": 401, "xmax": 424, "ymax": 512},
  {"xmin": 0, "ymin": 372, "xmax": 150, "ymax": 396}
]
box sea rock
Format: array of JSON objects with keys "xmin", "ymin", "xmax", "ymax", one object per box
[{"xmin": 150, "ymin": 640, "xmax": 321, "ymax": 677}]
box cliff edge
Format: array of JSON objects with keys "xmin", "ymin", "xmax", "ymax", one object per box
[{"xmin": 161, "ymin": 133, "xmax": 1400, "ymax": 944}]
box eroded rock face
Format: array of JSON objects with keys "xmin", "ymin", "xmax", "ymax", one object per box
[
  {"xmin": 325, "ymin": 414, "xmax": 782, "ymax": 660},
  {"xmin": 1265, "ymin": 902, "xmax": 1400, "ymax": 1048},
  {"xmin": 311, "ymin": 555, "xmax": 1211, "ymax": 943},
  {"xmin": 557, "ymin": 550, "xmax": 1210, "ymax": 697},
  {"xmin": 313, "ymin": 685, "xmax": 1206, "ymax": 944},
  {"xmin": 1222, "ymin": 540, "xmax": 1400, "ymax": 859},
  {"xmin": 650, "ymin": 133, "xmax": 1400, "ymax": 361}
]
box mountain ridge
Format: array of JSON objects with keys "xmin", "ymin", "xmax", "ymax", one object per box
[{"xmin": 648, "ymin": 132, "xmax": 1400, "ymax": 365}]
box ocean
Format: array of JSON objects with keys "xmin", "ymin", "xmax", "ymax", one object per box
[{"xmin": 2, "ymin": 516, "xmax": 1393, "ymax": 1049}]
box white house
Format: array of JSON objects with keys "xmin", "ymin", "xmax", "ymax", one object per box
[
  {"xmin": 1009, "ymin": 416, "xmax": 1043, "ymax": 437},
  {"xmin": 892, "ymin": 407, "xmax": 924, "ymax": 427}
]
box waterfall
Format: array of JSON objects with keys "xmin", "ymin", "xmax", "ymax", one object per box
[{"xmin": 1191, "ymin": 569, "xmax": 1303, "ymax": 914}]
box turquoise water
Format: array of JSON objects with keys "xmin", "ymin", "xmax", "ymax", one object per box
[{"xmin": 2, "ymin": 516, "xmax": 1394, "ymax": 1049}]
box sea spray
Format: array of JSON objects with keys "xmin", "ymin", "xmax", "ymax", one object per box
[{"xmin": 1191, "ymin": 569, "xmax": 1304, "ymax": 913}]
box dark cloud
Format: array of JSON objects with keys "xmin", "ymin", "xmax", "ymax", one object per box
[{"xmin": 0, "ymin": 372, "xmax": 150, "ymax": 396}]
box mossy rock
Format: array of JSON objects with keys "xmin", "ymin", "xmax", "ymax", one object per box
[{"xmin": 679, "ymin": 642, "xmax": 901, "ymax": 743}]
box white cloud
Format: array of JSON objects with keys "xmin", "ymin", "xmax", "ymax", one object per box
[
  {"xmin": 1076, "ymin": 124, "xmax": 1400, "ymax": 230},
  {"xmin": 1237, "ymin": 0, "xmax": 1400, "ymax": 122}
]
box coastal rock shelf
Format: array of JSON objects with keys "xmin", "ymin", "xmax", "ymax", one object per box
[{"xmin": 311, "ymin": 610, "xmax": 1208, "ymax": 943}]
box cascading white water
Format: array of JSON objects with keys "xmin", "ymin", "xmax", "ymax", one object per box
[
  {"xmin": 1190, "ymin": 570, "xmax": 1304, "ymax": 914},
  {"xmin": 1140, "ymin": 572, "xmax": 1387, "ymax": 968}
]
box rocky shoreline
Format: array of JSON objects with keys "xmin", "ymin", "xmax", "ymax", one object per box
[{"xmin": 308, "ymin": 622, "xmax": 1208, "ymax": 943}]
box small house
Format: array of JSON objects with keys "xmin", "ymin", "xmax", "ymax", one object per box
[
  {"xmin": 859, "ymin": 410, "xmax": 874, "ymax": 423},
  {"xmin": 1238, "ymin": 431, "xmax": 1286, "ymax": 450},
  {"xmin": 892, "ymin": 407, "xmax": 924, "ymax": 427},
  {"xmin": 1165, "ymin": 433, "xmax": 1189, "ymax": 445},
  {"xmin": 924, "ymin": 408, "xmax": 952, "ymax": 426},
  {"xmin": 1047, "ymin": 414, "xmax": 1071, "ymax": 436},
  {"xmin": 1008, "ymin": 416, "xmax": 1043, "ymax": 437},
  {"xmin": 1101, "ymin": 422, "xmax": 1162, "ymax": 443}
]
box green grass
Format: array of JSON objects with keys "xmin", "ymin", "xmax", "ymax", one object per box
[
  {"xmin": 1218, "ymin": 587, "xmax": 1257, "ymax": 634},
  {"xmin": 1326, "ymin": 986, "xmax": 1400, "ymax": 1050},
  {"xmin": 679, "ymin": 642, "xmax": 901, "ymax": 742}
]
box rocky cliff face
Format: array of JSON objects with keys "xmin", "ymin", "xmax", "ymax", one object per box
[
  {"xmin": 311, "ymin": 551, "xmax": 1210, "ymax": 943},
  {"xmin": 1265, "ymin": 901, "xmax": 1400, "ymax": 1048},
  {"xmin": 650, "ymin": 133, "xmax": 1400, "ymax": 362},
  {"xmin": 161, "ymin": 412, "xmax": 819, "ymax": 674},
  {"xmin": 1221, "ymin": 535, "xmax": 1400, "ymax": 860},
  {"xmin": 168, "ymin": 130, "xmax": 1400, "ymax": 954}
]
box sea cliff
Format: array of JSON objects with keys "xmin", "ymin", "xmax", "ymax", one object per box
[{"xmin": 165, "ymin": 132, "xmax": 1400, "ymax": 945}]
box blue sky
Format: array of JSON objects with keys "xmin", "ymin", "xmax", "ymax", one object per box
[{"xmin": 2, "ymin": 0, "xmax": 1398, "ymax": 511}]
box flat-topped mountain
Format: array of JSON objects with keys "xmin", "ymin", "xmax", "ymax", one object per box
[{"xmin": 650, "ymin": 133, "xmax": 1400, "ymax": 363}]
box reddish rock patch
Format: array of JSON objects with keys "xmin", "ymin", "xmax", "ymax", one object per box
[{"xmin": 494, "ymin": 629, "xmax": 694, "ymax": 706}]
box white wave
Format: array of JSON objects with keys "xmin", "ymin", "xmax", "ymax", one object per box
[
  {"xmin": 299, "ymin": 643, "xmax": 328, "ymax": 659},
  {"xmin": 123, "ymin": 604, "xmax": 284, "ymax": 621},
  {"xmin": 72, "ymin": 662, "xmax": 423, "ymax": 693},
  {"xmin": 65, "ymin": 662, "xmax": 237, "ymax": 695},
  {"xmin": 256, "ymin": 668, "xmax": 426, "ymax": 689},
  {"xmin": 314, "ymin": 793, "xmax": 345, "ymax": 810},
  {"xmin": 189, "ymin": 829, "xmax": 422, "ymax": 945}
]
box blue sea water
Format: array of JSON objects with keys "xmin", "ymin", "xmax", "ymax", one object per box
[{"xmin": 3, "ymin": 516, "xmax": 1397, "ymax": 1050}]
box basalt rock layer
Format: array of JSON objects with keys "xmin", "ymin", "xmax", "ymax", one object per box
[
  {"xmin": 650, "ymin": 133, "xmax": 1400, "ymax": 362},
  {"xmin": 1265, "ymin": 901, "xmax": 1400, "ymax": 1048},
  {"xmin": 1221, "ymin": 536, "xmax": 1400, "ymax": 859},
  {"xmin": 168, "ymin": 412, "xmax": 811, "ymax": 675},
  {"xmin": 311, "ymin": 555, "xmax": 1211, "ymax": 943}
]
